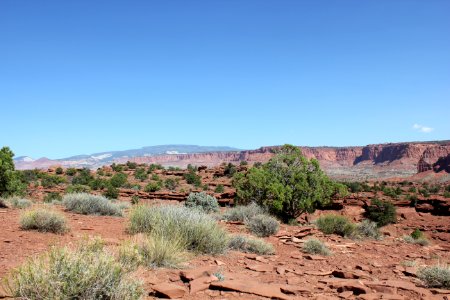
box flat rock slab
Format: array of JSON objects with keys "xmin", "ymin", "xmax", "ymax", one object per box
[
  {"xmin": 210, "ymin": 280, "xmax": 292, "ymax": 300},
  {"xmin": 152, "ymin": 283, "xmax": 186, "ymax": 299},
  {"xmin": 180, "ymin": 265, "xmax": 218, "ymax": 281},
  {"xmin": 246, "ymin": 264, "xmax": 274, "ymax": 272}
]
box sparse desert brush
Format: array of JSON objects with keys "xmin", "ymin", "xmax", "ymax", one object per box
[
  {"xmin": 214, "ymin": 184, "xmax": 224, "ymax": 193},
  {"xmin": 418, "ymin": 265, "xmax": 450, "ymax": 288},
  {"xmin": 402, "ymin": 232, "xmax": 429, "ymax": 246},
  {"xmin": 245, "ymin": 214, "xmax": 279, "ymax": 237},
  {"xmin": 128, "ymin": 205, "xmax": 228, "ymax": 254},
  {"xmin": 315, "ymin": 214, "xmax": 355, "ymax": 237},
  {"xmin": 302, "ymin": 239, "xmax": 331, "ymax": 256},
  {"xmin": 228, "ymin": 235, "xmax": 275, "ymax": 255},
  {"xmin": 119, "ymin": 233, "xmax": 188, "ymax": 269},
  {"xmin": 66, "ymin": 184, "xmax": 91, "ymax": 194},
  {"xmin": 185, "ymin": 192, "xmax": 220, "ymax": 213},
  {"xmin": 354, "ymin": 219, "xmax": 381, "ymax": 240},
  {"xmin": 5, "ymin": 197, "xmax": 32, "ymax": 209},
  {"xmin": 364, "ymin": 198, "xmax": 397, "ymax": 227},
  {"xmin": 20, "ymin": 208, "xmax": 68, "ymax": 234},
  {"xmin": 43, "ymin": 192, "xmax": 62, "ymax": 203},
  {"xmin": 144, "ymin": 181, "xmax": 162, "ymax": 192},
  {"xmin": 63, "ymin": 193, "xmax": 123, "ymax": 216},
  {"xmin": 222, "ymin": 202, "xmax": 265, "ymax": 222},
  {"xmin": 4, "ymin": 240, "xmax": 143, "ymax": 299}
]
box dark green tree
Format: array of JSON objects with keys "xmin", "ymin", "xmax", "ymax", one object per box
[
  {"xmin": 233, "ymin": 144, "xmax": 347, "ymax": 222},
  {"xmin": 0, "ymin": 147, "xmax": 26, "ymax": 196}
]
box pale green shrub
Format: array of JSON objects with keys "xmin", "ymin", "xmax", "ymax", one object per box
[
  {"xmin": 228, "ymin": 235, "xmax": 274, "ymax": 255},
  {"xmin": 20, "ymin": 209, "xmax": 68, "ymax": 234},
  {"xmin": 246, "ymin": 214, "xmax": 279, "ymax": 237},
  {"xmin": 302, "ymin": 239, "xmax": 331, "ymax": 256},
  {"xmin": 63, "ymin": 193, "xmax": 123, "ymax": 216},
  {"xmin": 185, "ymin": 192, "xmax": 219, "ymax": 213},
  {"xmin": 222, "ymin": 202, "xmax": 265, "ymax": 222},
  {"xmin": 418, "ymin": 265, "xmax": 450, "ymax": 288}
]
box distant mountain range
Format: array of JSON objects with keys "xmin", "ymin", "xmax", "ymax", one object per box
[{"xmin": 14, "ymin": 145, "xmax": 242, "ymax": 170}]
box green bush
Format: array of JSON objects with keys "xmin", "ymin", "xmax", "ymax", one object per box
[
  {"xmin": 89, "ymin": 178, "xmax": 108, "ymax": 190},
  {"xmin": 444, "ymin": 191, "xmax": 450, "ymax": 199},
  {"xmin": 418, "ymin": 265, "xmax": 450, "ymax": 288},
  {"xmin": 111, "ymin": 163, "xmax": 124, "ymax": 172},
  {"xmin": 63, "ymin": 193, "xmax": 123, "ymax": 216},
  {"xmin": 364, "ymin": 199, "xmax": 396, "ymax": 227},
  {"xmin": 20, "ymin": 209, "xmax": 68, "ymax": 234},
  {"xmin": 144, "ymin": 181, "xmax": 162, "ymax": 192},
  {"xmin": 44, "ymin": 192, "xmax": 62, "ymax": 203},
  {"xmin": 4, "ymin": 241, "xmax": 143, "ymax": 299},
  {"xmin": 126, "ymin": 161, "xmax": 138, "ymax": 170},
  {"xmin": 0, "ymin": 147, "xmax": 26, "ymax": 197},
  {"xmin": 71, "ymin": 168, "xmax": 94, "ymax": 186},
  {"xmin": 228, "ymin": 235, "xmax": 274, "ymax": 255},
  {"xmin": 233, "ymin": 145, "xmax": 347, "ymax": 222},
  {"xmin": 164, "ymin": 178, "xmax": 178, "ymax": 191},
  {"xmin": 65, "ymin": 168, "xmax": 77, "ymax": 176},
  {"xmin": 315, "ymin": 214, "xmax": 355, "ymax": 237},
  {"xmin": 411, "ymin": 228, "xmax": 424, "ymax": 240},
  {"xmin": 302, "ymin": 239, "xmax": 331, "ymax": 256},
  {"xmin": 110, "ymin": 173, "xmax": 128, "ymax": 188},
  {"xmin": 402, "ymin": 235, "xmax": 429, "ymax": 246},
  {"xmin": 246, "ymin": 214, "xmax": 279, "ymax": 237},
  {"xmin": 55, "ymin": 167, "xmax": 63, "ymax": 175},
  {"xmin": 66, "ymin": 184, "xmax": 91, "ymax": 194},
  {"xmin": 214, "ymin": 184, "xmax": 224, "ymax": 193},
  {"xmin": 185, "ymin": 192, "xmax": 219, "ymax": 213},
  {"xmin": 134, "ymin": 168, "xmax": 147, "ymax": 182},
  {"xmin": 103, "ymin": 184, "xmax": 119, "ymax": 199},
  {"xmin": 128, "ymin": 205, "xmax": 228, "ymax": 254},
  {"xmin": 224, "ymin": 163, "xmax": 237, "ymax": 178},
  {"xmin": 408, "ymin": 194, "xmax": 418, "ymax": 207},
  {"xmin": 222, "ymin": 203, "xmax": 265, "ymax": 222},
  {"xmin": 131, "ymin": 195, "xmax": 140, "ymax": 205},
  {"xmin": 184, "ymin": 170, "xmax": 201, "ymax": 187}
]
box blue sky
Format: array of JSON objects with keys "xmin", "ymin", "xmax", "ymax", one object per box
[{"xmin": 1, "ymin": 1, "xmax": 449, "ymax": 159}]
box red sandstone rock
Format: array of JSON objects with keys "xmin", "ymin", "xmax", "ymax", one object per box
[{"xmin": 152, "ymin": 283, "xmax": 186, "ymax": 299}]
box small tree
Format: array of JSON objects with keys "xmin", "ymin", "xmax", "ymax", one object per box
[
  {"xmin": 364, "ymin": 198, "xmax": 396, "ymax": 227},
  {"xmin": 233, "ymin": 145, "xmax": 346, "ymax": 222},
  {"xmin": 0, "ymin": 147, "xmax": 26, "ymax": 197}
]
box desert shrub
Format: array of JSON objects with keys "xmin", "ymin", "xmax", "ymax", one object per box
[
  {"xmin": 224, "ymin": 163, "xmax": 237, "ymax": 178},
  {"xmin": 71, "ymin": 168, "xmax": 94, "ymax": 186},
  {"xmin": 382, "ymin": 187, "xmax": 399, "ymax": 198},
  {"xmin": 444, "ymin": 191, "xmax": 450, "ymax": 199},
  {"xmin": 97, "ymin": 168, "xmax": 105, "ymax": 176},
  {"xmin": 20, "ymin": 209, "xmax": 68, "ymax": 234},
  {"xmin": 103, "ymin": 184, "xmax": 119, "ymax": 199},
  {"xmin": 164, "ymin": 178, "xmax": 178, "ymax": 191},
  {"xmin": 151, "ymin": 174, "xmax": 160, "ymax": 181},
  {"xmin": 126, "ymin": 161, "xmax": 138, "ymax": 170},
  {"xmin": 222, "ymin": 202, "xmax": 265, "ymax": 222},
  {"xmin": 419, "ymin": 188, "xmax": 430, "ymax": 198},
  {"xmin": 131, "ymin": 195, "xmax": 140, "ymax": 205},
  {"xmin": 184, "ymin": 170, "xmax": 201, "ymax": 187},
  {"xmin": 344, "ymin": 181, "xmax": 370, "ymax": 193},
  {"xmin": 19, "ymin": 169, "xmax": 40, "ymax": 183},
  {"xmin": 240, "ymin": 160, "xmax": 248, "ymax": 166},
  {"xmin": 4, "ymin": 241, "xmax": 143, "ymax": 299},
  {"xmin": 0, "ymin": 198, "xmax": 6, "ymax": 208},
  {"xmin": 315, "ymin": 214, "xmax": 355, "ymax": 237},
  {"xmin": 89, "ymin": 178, "xmax": 108, "ymax": 190},
  {"xmin": 418, "ymin": 265, "xmax": 450, "ymax": 288},
  {"xmin": 228, "ymin": 235, "xmax": 274, "ymax": 255},
  {"xmin": 185, "ymin": 192, "xmax": 219, "ymax": 213},
  {"xmin": 364, "ymin": 199, "xmax": 396, "ymax": 227},
  {"xmin": 63, "ymin": 193, "xmax": 123, "ymax": 216},
  {"xmin": 128, "ymin": 205, "xmax": 228, "ymax": 254},
  {"xmin": 119, "ymin": 233, "xmax": 187, "ymax": 269},
  {"xmin": 111, "ymin": 163, "xmax": 124, "ymax": 172},
  {"xmin": 110, "ymin": 173, "xmax": 128, "ymax": 188},
  {"xmin": 134, "ymin": 168, "xmax": 147, "ymax": 182},
  {"xmin": 214, "ymin": 184, "xmax": 224, "ymax": 193},
  {"xmin": 408, "ymin": 194, "xmax": 418, "ymax": 207},
  {"xmin": 354, "ymin": 219, "xmax": 381, "ymax": 240},
  {"xmin": 428, "ymin": 185, "xmax": 440, "ymax": 194},
  {"xmin": 55, "ymin": 167, "xmax": 63, "ymax": 175},
  {"xmin": 246, "ymin": 214, "xmax": 279, "ymax": 237},
  {"xmin": 65, "ymin": 168, "xmax": 77, "ymax": 176},
  {"xmin": 402, "ymin": 235, "xmax": 429, "ymax": 246},
  {"xmin": 233, "ymin": 145, "xmax": 347, "ymax": 222},
  {"xmin": 144, "ymin": 181, "xmax": 162, "ymax": 192},
  {"xmin": 6, "ymin": 197, "xmax": 32, "ymax": 209},
  {"xmin": 302, "ymin": 239, "xmax": 331, "ymax": 256},
  {"xmin": 0, "ymin": 147, "xmax": 27, "ymax": 197},
  {"xmin": 411, "ymin": 228, "xmax": 424, "ymax": 240},
  {"xmin": 66, "ymin": 184, "xmax": 91, "ymax": 194},
  {"xmin": 408, "ymin": 186, "xmax": 417, "ymax": 193},
  {"xmin": 40, "ymin": 174, "xmax": 66, "ymax": 188},
  {"xmin": 44, "ymin": 192, "xmax": 62, "ymax": 203}
]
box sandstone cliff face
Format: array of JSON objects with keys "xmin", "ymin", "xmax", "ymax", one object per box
[{"xmin": 14, "ymin": 141, "xmax": 450, "ymax": 180}]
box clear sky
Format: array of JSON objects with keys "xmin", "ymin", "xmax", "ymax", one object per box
[{"xmin": 1, "ymin": 1, "xmax": 449, "ymax": 159}]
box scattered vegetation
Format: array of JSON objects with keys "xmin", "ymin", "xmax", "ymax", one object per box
[
  {"xmin": 63, "ymin": 193, "xmax": 123, "ymax": 216},
  {"xmin": 418, "ymin": 265, "xmax": 450, "ymax": 288},
  {"xmin": 302, "ymin": 238, "xmax": 331, "ymax": 256},
  {"xmin": 66, "ymin": 184, "xmax": 91, "ymax": 194},
  {"xmin": 245, "ymin": 214, "xmax": 279, "ymax": 237},
  {"xmin": 315, "ymin": 214, "xmax": 355, "ymax": 237},
  {"xmin": 4, "ymin": 197, "xmax": 32, "ymax": 209},
  {"xmin": 4, "ymin": 239, "xmax": 143, "ymax": 299},
  {"xmin": 0, "ymin": 147, "xmax": 26, "ymax": 197},
  {"xmin": 128, "ymin": 205, "xmax": 228, "ymax": 254},
  {"xmin": 221, "ymin": 202, "xmax": 265, "ymax": 222},
  {"xmin": 131, "ymin": 195, "xmax": 140, "ymax": 205},
  {"xmin": 20, "ymin": 209, "xmax": 68, "ymax": 234},
  {"xmin": 164, "ymin": 178, "xmax": 178, "ymax": 191},
  {"xmin": 233, "ymin": 144, "xmax": 347, "ymax": 222},
  {"xmin": 185, "ymin": 192, "xmax": 220, "ymax": 213},
  {"xmin": 184, "ymin": 169, "xmax": 201, "ymax": 187},
  {"xmin": 44, "ymin": 192, "xmax": 62, "ymax": 203},
  {"xmin": 228, "ymin": 235, "xmax": 274, "ymax": 255},
  {"xmin": 364, "ymin": 198, "xmax": 396, "ymax": 227},
  {"xmin": 354, "ymin": 219, "xmax": 381, "ymax": 240},
  {"xmin": 402, "ymin": 228, "xmax": 429, "ymax": 246},
  {"xmin": 214, "ymin": 184, "xmax": 224, "ymax": 193},
  {"xmin": 144, "ymin": 181, "xmax": 162, "ymax": 192}
]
